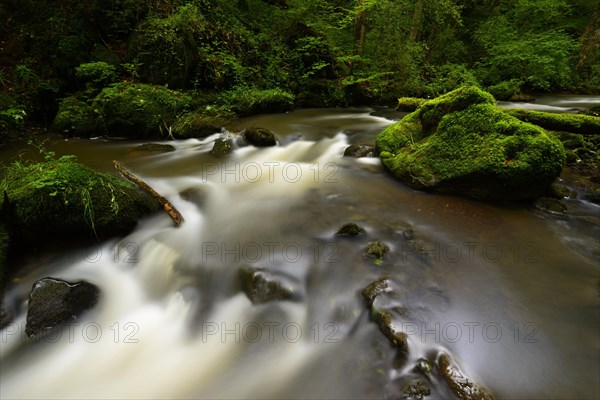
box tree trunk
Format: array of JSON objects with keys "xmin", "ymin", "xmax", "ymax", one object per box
[
  {"xmin": 354, "ymin": 4, "xmax": 367, "ymax": 56},
  {"xmin": 409, "ymin": 0, "xmax": 425, "ymax": 43}
]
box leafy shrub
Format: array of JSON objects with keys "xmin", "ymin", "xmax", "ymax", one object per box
[
  {"xmin": 487, "ymin": 80, "xmax": 522, "ymax": 101},
  {"xmin": 93, "ymin": 83, "xmax": 191, "ymax": 137},
  {"xmin": 52, "ymin": 97, "xmax": 100, "ymax": 136},
  {"xmin": 75, "ymin": 62, "xmax": 118, "ymax": 94},
  {"xmin": 220, "ymin": 87, "xmax": 295, "ymax": 116}
]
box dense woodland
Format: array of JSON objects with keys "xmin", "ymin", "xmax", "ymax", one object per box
[{"xmin": 0, "ymin": 0, "xmax": 598, "ymax": 139}]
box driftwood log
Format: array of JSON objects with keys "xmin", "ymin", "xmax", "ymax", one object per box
[{"xmin": 113, "ymin": 161, "xmax": 184, "ymax": 226}]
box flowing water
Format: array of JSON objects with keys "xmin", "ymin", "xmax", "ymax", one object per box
[{"xmin": 0, "ymin": 98, "xmax": 599, "ymax": 399}]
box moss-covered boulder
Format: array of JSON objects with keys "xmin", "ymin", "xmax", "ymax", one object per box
[
  {"xmin": 127, "ymin": 143, "xmax": 176, "ymax": 156},
  {"xmin": 376, "ymin": 86, "xmax": 566, "ymax": 201},
  {"xmin": 396, "ymin": 97, "xmax": 427, "ymax": 112},
  {"xmin": 52, "ymin": 97, "xmax": 100, "ymax": 136},
  {"xmin": 243, "ymin": 127, "xmax": 278, "ymax": 147},
  {"xmin": 172, "ymin": 111, "xmax": 226, "ymax": 139},
  {"xmin": 335, "ymin": 222, "xmax": 366, "ymax": 237},
  {"xmin": 503, "ymin": 108, "xmax": 600, "ymax": 135},
  {"xmin": 0, "ymin": 156, "xmax": 159, "ymax": 241},
  {"xmin": 93, "ymin": 83, "xmax": 190, "ymax": 138}
]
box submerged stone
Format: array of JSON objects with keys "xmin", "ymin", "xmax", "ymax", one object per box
[
  {"xmin": 376, "ymin": 86, "xmax": 566, "ymax": 201},
  {"xmin": 26, "ymin": 278, "xmax": 100, "ymax": 339},
  {"xmin": 343, "ymin": 144, "xmax": 376, "ymax": 158},
  {"xmin": 534, "ymin": 197, "xmax": 567, "ymax": 215},
  {"xmin": 239, "ymin": 267, "xmax": 298, "ymax": 304},
  {"xmin": 128, "ymin": 143, "xmax": 176, "ymax": 155}
]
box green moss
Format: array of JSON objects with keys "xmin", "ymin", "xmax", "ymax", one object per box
[
  {"xmin": 503, "ymin": 109, "xmax": 600, "ymax": 135},
  {"xmin": 172, "ymin": 111, "xmax": 227, "ymax": 139},
  {"xmin": 222, "ymin": 87, "xmax": 295, "ymax": 117},
  {"xmin": 209, "ymin": 139, "xmax": 233, "ymax": 157},
  {"xmin": 0, "ymin": 156, "xmax": 158, "ymax": 240},
  {"xmin": 395, "ymin": 97, "xmax": 427, "ymax": 112},
  {"xmin": 94, "ymin": 83, "xmax": 191, "ymax": 138},
  {"xmin": 376, "ymin": 86, "xmax": 566, "ymax": 201},
  {"xmin": 52, "ymin": 97, "xmax": 100, "ymax": 136},
  {"xmin": 487, "ymin": 80, "xmax": 521, "ymax": 101}
]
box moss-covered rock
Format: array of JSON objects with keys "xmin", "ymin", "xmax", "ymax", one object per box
[
  {"xmin": 335, "ymin": 222, "xmax": 366, "ymax": 237},
  {"xmin": 376, "ymin": 86, "xmax": 566, "ymax": 201},
  {"xmin": 0, "ymin": 156, "xmax": 159, "ymax": 241},
  {"xmin": 239, "ymin": 266, "xmax": 299, "ymax": 304},
  {"xmin": 243, "ymin": 127, "xmax": 278, "ymax": 147},
  {"xmin": 210, "ymin": 138, "xmax": 233, "ymax": 157},
  {"xmin": 93, "ymin": 83, "xmax": 191, "ymax": 138},
  {"xmin": 437, "ymin": 353, "xmax": 494, "ymax": 400},
  {"xmin": 396, "ymin": 97, "xmax": 427, "ymax": 112},
  {"xmin": 361, "ymin": 279, "xmax": 408, "ymax": 357},
  {"xmin": 127, "ymin": 143, "xmax": 176, "ymax": 156},
  {"xmin": 52, "ymin": 97, "xmax": 100, "ymax": 136},
  {"xmin": 172, "ymin": 111, "xmax": 227, "ymax": 139},
  {"xmin": 534, "ymin": 197, "xmax": 568, "ymax": 215},
  {"xmin": 364, "ymin": 240, "xmax": 389, "ymax": 263},
  {"xmin": 343, "ymin": 144, "xmax": 376, "ymax": 158},
  {"xmin": 503, "ymin": 108, "xmax": 600, "ymax": 135}
]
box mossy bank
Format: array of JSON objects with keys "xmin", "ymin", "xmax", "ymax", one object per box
[
  {"xmin": 0, "ymin": 155, "xmax": 159, "ymax": 243},
  {"xmin": 376, "ymin": 86, "xmax": 566, "ymax": 201}
]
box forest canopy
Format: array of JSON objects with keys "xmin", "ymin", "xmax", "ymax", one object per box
[{"xmin": 0, "ymin": 0, "xmax": 598, "ymax": 134}]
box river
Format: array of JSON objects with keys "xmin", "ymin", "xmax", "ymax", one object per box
[{"xmin": 1, "ymin": 96, "xmax": 599, "ymax": 399}]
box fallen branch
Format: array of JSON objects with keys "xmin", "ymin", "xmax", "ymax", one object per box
[{"xmin": 113, "ymin": 161, "xmax": 184, "ymax": 226}]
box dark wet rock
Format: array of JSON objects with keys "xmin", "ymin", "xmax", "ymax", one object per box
[
  {"xmin": 365, "ymin": 241, "xmax": 389, "ymax": 263},
  {"xmin": 210, "ymin": 138, "xmax": 233, "ymax": 157},
  {"xmin": 128, "ymin": 143, "xmax": 176, "ymax": 156},
  {"xmin": 534, "ymin": 197, "xmax": 568, "ymax": 215},
  {"xmin": 343, "ymin": 144, "xmax": 376, "ymax": 158},
  {"xmin": 280, "ymin": 133, "xmax": 303, "ymax": 145},
  {"xmin": 361, "ymin": 278, "xmax": 391, "ymax": 307},
  {"xmin": 390, "ymin": 222, "xmax": 415, "ymax": 241},
  {"xmin": 26, "ymin": 278, "xmax": 100, "ymax": 340},
  {"xmin": 239, "ymin": 267, "xmax": 298, "ymax": 304},
  {"xmin": 413, "ymin": 358, "xmax": 433, "ymax": 376},
  {"xmin": 242, "ymin": 127, "xmax": 278, "ymax": 147},
  {"xmin": 402, "ymin": 379, "xmax": 431, "ymax": 399},
  {"xmin": 437, "ymin": 353, "xmax": 494, "ymax": 400},
  {"xmin": 335, "ymin": 222, "xmax": 366, "ymax": 237},
  {"xmin": 0, "ymin": 304, "xmax": 11, "ymax": 329}
]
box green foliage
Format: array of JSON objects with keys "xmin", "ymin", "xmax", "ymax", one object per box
[
  {"xmin": 219, "ymin": 87, "xmax": 295, "ymax": 117},
  {"xmin": 52, "ymin": 97, "xmax": 99, "ymax": 136},
  {"xmin": 75, "ymin": 62, "xmax": 118, "ymax": 94},
  {"xmin": 376, "ymin": 86, "xmax": 566, "ymax": 201},
  {"xmin": 422, "ymin": 64, "xmax": 480, "ymax": 97},
  {"xmin": 474, "ymin": 0, "xmax": 579, "ymax": 91},
  {"xmin": 93, "ymin": 83, "xmax": 191, "ymax": 137},
  {"xmin": 487, "ymin": 80, "xmax": 522, "ymax": 101}
]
